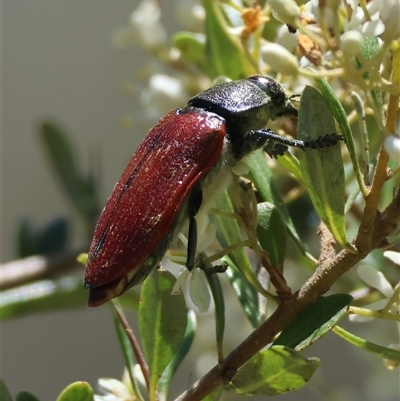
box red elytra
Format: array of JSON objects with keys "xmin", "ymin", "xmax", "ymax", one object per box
[{"xmin": 84, "ymin": 109, "xmax": 225, "ymax": 306}]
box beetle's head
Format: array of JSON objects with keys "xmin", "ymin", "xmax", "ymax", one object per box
[{"xmin": 247, "ymin": 75, "xmax": 298, "ymax": 120}]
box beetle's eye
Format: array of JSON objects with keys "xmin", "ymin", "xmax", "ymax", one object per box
[{"xmin": 248, "ymin": 75, "xmax": 287, "ymax": 108}]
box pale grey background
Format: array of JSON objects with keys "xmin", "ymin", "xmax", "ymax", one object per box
[{"xmin": 2, "ymin": 1, "xmax": 399, "ymax": 401}]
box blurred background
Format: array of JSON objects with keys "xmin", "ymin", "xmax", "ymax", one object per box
[
  {"xmin": 2, "ymin": 2, "xmax": 150, "ymax": 399},
  {"xmin": 2, "ymin": 1, "xmax": 399, "ymax": 401}
]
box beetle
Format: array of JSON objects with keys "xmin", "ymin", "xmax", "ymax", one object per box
[{"xmin": 84, "ymin": 75, "xmax": 342, "ymax": 307}]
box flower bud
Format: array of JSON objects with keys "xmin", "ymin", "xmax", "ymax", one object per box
[
  {"xmin": 340, "ymin": 30, "xmax": 363, "ymax": 56},
  {"xmin": 261, "ymin": 43, "xmax": 299, "ymax": 75},
  {"xmin": 268, "ymin": 0, "xmax": 300, "ymax": 25}
]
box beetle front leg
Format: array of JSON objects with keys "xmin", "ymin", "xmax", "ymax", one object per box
[{"xmin": 234, "ymin": 128, "xmax": 344, "ymax": 159}]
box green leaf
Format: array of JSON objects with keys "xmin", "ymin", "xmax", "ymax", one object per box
[
  {"xmin": 172, "ymin": 32, "xmax": 206, "ymax": 72},
  {"xmin": 158, "ymin": 310, "xmax": 197, "ymax": 401},
  {"xmin": 139, "ymin": 269, "xmax": 187, "ymax": 397},
  {"xmin": 0, "ymin": 378, "xmax": 13, "ymax": 401},
  {"xmin": 55, "ymin": 381, "xmax": 93, "ymax": 401},
  {"xmin": 298, "ymin": 86, "xmax": 352, "ymax": 250},
  {"xmin": 40, "ymin": 121, "xmax": 100, "ymax": 234},
  {"xmin": 333, "ymin": 325, "xmax": 400, "ymax": 363},
  {"xmin": 203, "ymin": 0, "xmax": 252, "ymax": 79},
  {"xmin": 273, "ymin": 294, "xmax": 353, "ymax": 350},
  {"xmin": 227, "ymin": 346, "xmax": 320, "ymax": 396},
  {"xmin": 111, "ymin": 299, "xmax": 143, "ymax": 401},
  {"xmin": 314, "ymin": 77, "xmax": 365, "ymax": 198},
  {"xmin": 277, "ymin": 152, "xmax": 303, "ymax": 182},
  {"xmin": 247, "ymin": 150, "xmax": 305, "ymax": 253},
  {"xmin": 16, "ymin": 392, "xmax": 41, "ymax": 401},
  {"xmin": 257, "ymin": 202, "xmax": 286, "ymax": 271}
]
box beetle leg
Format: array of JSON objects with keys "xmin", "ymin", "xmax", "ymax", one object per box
[
  {"xmin": 234, "ymin": 128, "xmax": 344, "ymax": 159},
  {"xmin": 186, "ymin": 183, "xmax": 203, "ymax": 271}
]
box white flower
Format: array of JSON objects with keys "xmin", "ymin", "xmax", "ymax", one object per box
[
  {"xmin": 172, "ymin": 267, "xmax": 211, "ymax": 312},
  {"xmin": 140, "ymin": 74, "xmax": 188, "ymax": 121},
  {"xmin": 113, "ymin": 0, "xmax": 166, "ymax": 50},
  {"xmin": 344, "ymin": 0, "xmax": 398, "ymax": 41},
  {"xmin": 171, "ymin": 223, "xmax": 217, "ymax": 312},
  {"xmin": 303, "ymin": 0, "xmax": 337, "ymax": 29},
  {"xmin": 94, "ymin": 378, "xmax": 132, "ymax": 401},
  {"xmin": 129, "ymin": 0, "xmax": 167, "ymax": 49}
]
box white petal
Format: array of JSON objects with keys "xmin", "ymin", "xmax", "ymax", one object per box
[
  {"xmin": 190, "ymin": 269, "xmax": 211, "ymax": 312},
  {"xmin": 197, "ymin": 223, "xmax": 216, "ymax": 253},
  {"xmin": 360, "ymin": 20, "xmax": 385, "ymax": 37},
  {"xmin": 383, "ymin": 250, "xmax": 400, "ymax": 265},
  {"xmin": 97, "ymin": 378, "xmax": 131, "ymax": 398},
  {"xmin": 172, "ymin": 268, "xmax": 190, "ymax": 295},
  {"xmin": 357, "ymin": 265, "xmax": 394, "ymax": 298}
]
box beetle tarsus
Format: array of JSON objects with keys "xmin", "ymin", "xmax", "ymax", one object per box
[{"xmin": 303, "ymin": 133, "xmax": 345, "ymax": 149}]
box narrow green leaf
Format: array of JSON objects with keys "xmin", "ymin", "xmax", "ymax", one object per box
[
  {"xmin": 227, "ymin": 346, "xmax": 320, "ymax": 396},
  {"xmin": 257, "ymin": 202, "xmax": 286, "ymax": 271},
  {"xmin": 298, "ymin": 86, "xmax": 352, "ymax": 250},
  {"xmin": 207, "ymin": 273, "xmax": 225, "ymax": 361},
  {"xmin": 158, "ymin": 310, "xmax": 197, "ymax": 401},
  {"xmin": 172, "ymin": 32, "xmax": 206, "ymax": 72},
  {"xmin": 203, "ymin": 0, "xmax": 251, "ymax": 79},
  {"xmin": 16, "ymin": 392, "xmax": 41, "ymax": 401},
  {"xmin": 277, "ymin": 152, "xmax": 303, "ymax": 181},
  {"xmin": 225, "ymin": 264, "xmax": 260, "ymax": 328},
  {"xmin": 333, "ymin": 325, "xmax": 400, "ymax": 362},
  {"xmin": 17, "ymin": 218, "xmax": 37, "ymax": 258},
  {"xmin": 139, "ymin": 269, "xmax": 187, "ymax": 397},
  {"xmin": 0, "ymin": 378, "xmax": 13, "ymax": 401},
  {"xmin": 55, "ymin": 381, "xmax": 93, "ymax": 401},
  {"xmin": 40, "ymin": 122, "xmax": 100, "ymax": 233},
  {"xmin": 314, "ymin": 77, "xmax": 365, "ymax": 197},
  {"xmin": 247, "ymin": 150, "xmax": 305, "ymax": 253},
  {"xmin": 111, "ymin": 299, "xmax": 143, "ymax": 401},
  {"xmin": 273, "ymin": 294, "xmax": 353, "ymax": 350}
]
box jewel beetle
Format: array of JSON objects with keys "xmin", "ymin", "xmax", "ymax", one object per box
[{"xmin": 84, "ymin": 75, "xmax": 342, "ymax": 306}]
